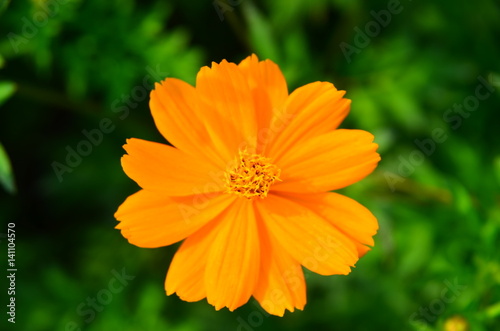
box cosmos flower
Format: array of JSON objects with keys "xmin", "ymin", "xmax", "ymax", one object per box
[{"xmin": 115, "ymin": 54, "xmax": 380, "ymax": 316}]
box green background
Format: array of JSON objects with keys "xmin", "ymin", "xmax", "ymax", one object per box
[{"xmin": 1, "ymin": 0, "xmax": 499, "ymax": 330}]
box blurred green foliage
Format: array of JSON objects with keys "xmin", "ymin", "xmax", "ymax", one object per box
[
  {"xmin": 0, "ymin": 57, "xmax": 16, "ymax": 194},
  {"xmin": 0, "ymin": 0, "xmax": 499, "ymax": 330}
]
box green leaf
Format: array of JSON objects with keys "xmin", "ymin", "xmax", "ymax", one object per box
[
  {"xmin": 0, "ymin": 81, "xmax": 16, "ymax": 106},
  {"xmin": 0, "ymin": 142, "xmax": 16, "ymax": 194}
]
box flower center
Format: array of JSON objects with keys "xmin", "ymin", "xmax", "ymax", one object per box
[{"xmin": 225, "ymin": 150, "xmax": 281, "ymax": 199}]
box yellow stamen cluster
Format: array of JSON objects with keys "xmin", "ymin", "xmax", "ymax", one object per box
[{"xmin": 225, "ymin": 150, "xmax": 281, "ymax": 199}]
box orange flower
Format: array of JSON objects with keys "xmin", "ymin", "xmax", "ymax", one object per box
[{"xmin": 115, "ymin": 54, "xmax": 380, "ymax": 316}]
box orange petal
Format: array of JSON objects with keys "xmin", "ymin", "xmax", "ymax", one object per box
[
  {"xmin": 165, "ymin": 216, "xmax": 224, "ymax": 302},
  {"xmin": 115, "ymin": 190, "xmax": 235, "ymax": 248},
  {"xmin": 205, "ymin": 199, "xmax": 260, "ymax": 311},
  {"xmin": 253, "ymin": 211, "xmax": 306, "ymax": 316},
  {"xmin": 150, "ymin": 78, "xmax": 226, "ymax": 167},
  {"xmin": 272, "ymin": 129, "xmax": 380, "ymax": 193},
  {"xmin": 238, "ymin": 55, "xmax": 288, "ymax": 153},
  {"xmin": 265, "ymin": 82, "xmax": 350, "ymax": 160},
  {"xmin": 121, "ymin": 138, "xmax": 224, "ymax": 196},
  {"xmin": 256, "ymin": 194, "xmax": 358, "ymax": 275},
  {"xmin": 196, "ymin": 60, "xmax": 258, "ymax": 155},
  {"xmin": 238, "ymin": 54, "xmax": 288, "ymax": 110},
  {"xmin": 279, "ymin": 192, "xmax": 378, "ymax": 257}
]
